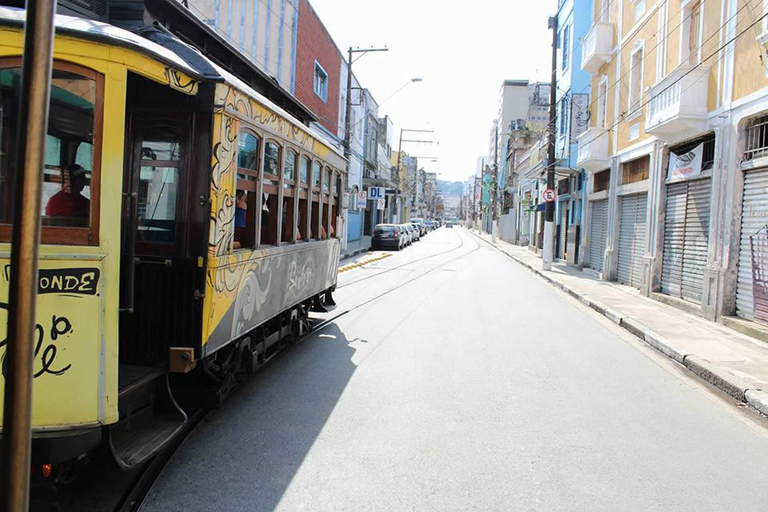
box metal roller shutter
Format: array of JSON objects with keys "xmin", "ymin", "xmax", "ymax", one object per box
[
  {"xmin": 661, "ymin": 178, "xmax": 710, "ymax": 302},
  {"xmin": 661, "ymin": 182, "xmax": 687, "ymax": 297},
  {"xmin": 736, "ymin": 168, "xmax": 768, "ymax": 321},
  {"xmin": 681, "ymin": 179, "xmax": 711, "ymax": 302},
  {"xmin": 588, "ymin": 199, "xmax": 608, "ymax": 272},
  {"xmin": 557, "ymin": 202, "xmax": 567, "ymax": 260},
  {"xmin": 617, "ymin": 193, "xmax": 647, "ymax": 288}
]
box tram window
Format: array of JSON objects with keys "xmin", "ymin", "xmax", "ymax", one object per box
[
  {"xmin": 234, "ymin": 189, "xmax": 256, "ymax": 249},
  {"xmin": 0, "ymin": 62, "xmax": 102, "ymax": 245},
  {"xmin": 237, "ymin": 131, "xmax": 260, "ymax": 190},
  {"xmin": 332, "ymin": 204, "xmax": 338, "ymax": 238},
  {"xmin": 322, "ymin": 201, "xmax": 330, "ymax": 239},
  {"xmin": 312, "ymin": 161, "xmax": 321, "ymax": 188},
  {"xmin": 311, "ymin": 200, "xmax": 320, "ymax": 239},
  {"xmin": 284, "ymin": 150, "xmax": 296, "ymax": 181},
  {"xmin": 264, "ymin": 142, "xmax": 280, "ymax": 177},
  {"xmin": 261, "ymin": 193, "xmax": 279, "ymax": 245},
  {"xmin": 137, "ymin": 132, "xmax": 181, "ymax": 243},
  {"xmin": 300, "ymin": 156, "xmax": 310, "ymax": 184},
  {"xmin": 282, "ymin": 197, "xmax": 295, "ymax": 243},
  {"xmin": 298, "ymin": 198, "xmax": 308, "ymax": 240}
]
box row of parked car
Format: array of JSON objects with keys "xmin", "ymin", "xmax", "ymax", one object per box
[{"xmin": 371, "ymin": 218, "xmax": 440, "ymax": 251}]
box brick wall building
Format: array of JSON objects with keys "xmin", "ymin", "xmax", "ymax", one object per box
[{"xmin": 294, "ymin": 0, "xmax": 342, "ymax": 136}]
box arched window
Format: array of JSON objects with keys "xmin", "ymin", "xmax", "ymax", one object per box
[
  {"xmin": 261, "ymin": 141, "xmax": 281, "ymax": 245},
  {"xmin": 234, "ymin": 130, "xmax": 260, "ymax": 249},
  {"xmin": 282, "ymin": 149, "xmax": 297, "ymax": 243}
]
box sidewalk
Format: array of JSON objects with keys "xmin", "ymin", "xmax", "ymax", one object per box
[
  {"xmin": 467, "ymin": 228, "xmax": 768, "ymax": 418},
  {"xmin": 341, "ymin": 235, "xmax": 371, "ymax": 260}
]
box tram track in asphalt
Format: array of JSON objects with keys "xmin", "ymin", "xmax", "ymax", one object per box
[
  {"xmin": 317, "ymin": 228, "xmax": 480, "ymax": 329},
  {"xmin": 337, "ymin": 228, "xmax": 469, "ymax": 289},
  {"xmin": 110, "ymin": 229, "xmax": 479, "ymax": 512}
]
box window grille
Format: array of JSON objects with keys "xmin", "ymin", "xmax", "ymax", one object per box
[{"xmin": 745, "ymin": 115, "xmax": 768, "ymax": 162}]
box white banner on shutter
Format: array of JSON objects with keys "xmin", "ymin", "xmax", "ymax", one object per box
[{"xmin": 668, "ymin": 143, "xmax": 703, "ymax": 180}]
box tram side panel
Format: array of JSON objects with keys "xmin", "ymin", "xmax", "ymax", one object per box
[{"xmin": 201, "ymin": 88, "xmax": 342, "ymax": 355}]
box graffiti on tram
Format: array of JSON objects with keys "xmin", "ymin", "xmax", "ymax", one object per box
[
  {"xmin": 0, "ymin": 266, "xmax": 101, "ymax": 380},
  {"xmin": 204, "ymin": 241, "xmax": 340, "ymax": 350}
]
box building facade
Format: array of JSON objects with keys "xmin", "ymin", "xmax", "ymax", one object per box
[
  {"xmin": 186, "ymin": 0, "xmax": 298, "ymax": 92},
  {"xmin": 576, "ymin": 0, "xmax": 768, "ymax": 336}
]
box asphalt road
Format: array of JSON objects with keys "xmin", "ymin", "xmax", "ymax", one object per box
[{"xmin": 141, "ymin": 227, "xmax": 768, "ymax": 511}]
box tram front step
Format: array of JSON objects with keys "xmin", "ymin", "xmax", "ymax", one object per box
[{"xmin": 110, "ymin": 367, "xmax": 187, "ymax": 470}]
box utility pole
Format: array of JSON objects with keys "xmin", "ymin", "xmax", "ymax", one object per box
[
  {"xmin": 342, "ymin": 46, "xmax": 387, "ymax": 250},
  {"xmin": 543, "ymin": 15, "xmax": 558, "ymax": 271},
  {"xmin": 492, "ymin": 124, "xmax": 499, "ymax": 243}
]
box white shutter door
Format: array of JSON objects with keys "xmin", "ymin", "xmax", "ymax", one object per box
[
  {"xmin": 558, "ymin": 203, "xmax": 567, "ymax": 259},
  {"xmin": 631, "ymin": 194, "xmax": 648, "ymax": 287},
  {"xmin": 589, "ymin": 199, "xmax": 608, "ymax": 272},
  {"xmin": 681, "ymin": 178, "xmax": 711, "ymax": 302},
  {"xmin": 661, "ymin": 182, "xmax": 687, "ymax": 297},
  {"xmin": 618, "ymin": 193, "xmax": 647, "ymax": 288},
  {"xmin": 737, "ymin": 169, "xmax": 768, "ymax": 320}
]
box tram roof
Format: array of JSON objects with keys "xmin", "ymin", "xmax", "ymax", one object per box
[{"xmin": 0, "ymin": 7, "xmax": 346, "ymax": 165}]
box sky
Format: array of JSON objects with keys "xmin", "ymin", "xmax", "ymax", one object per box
[{"xmin": 308, "ymin": 0, "xmax": 555, "ymax": 183}]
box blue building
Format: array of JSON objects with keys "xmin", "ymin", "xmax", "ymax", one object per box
[{"xmin": 553, "ymin": 0, "xmax": 592, "ymax": 265}]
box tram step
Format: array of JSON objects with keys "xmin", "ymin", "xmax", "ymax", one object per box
[
  {"xmin": 311, "ymin": 289, "xmax": 337, "ymax": 313},
  {"xmin": 110, "ymin": 369, "xmax": 187, "ymax": 470}
]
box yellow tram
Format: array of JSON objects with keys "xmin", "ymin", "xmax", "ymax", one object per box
[{"xmin": 0, "ymin": 7, "xmax": 344, "ymax": 471}]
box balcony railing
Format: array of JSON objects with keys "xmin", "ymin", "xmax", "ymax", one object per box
[
  {"xmin": 645, "ymin": 64, "xmax": 710, "ymax": 143},
  {"xmin": 581, "ymin": 22, "xmax": 614, "ymax": 75},
  {"xmin": 576, "ymin": 127, "xmax": 610, "ymax": 172}
]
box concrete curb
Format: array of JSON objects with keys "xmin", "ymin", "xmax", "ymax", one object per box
[
  {"xmin": 340, "ymin": 246, "xmax": 370, "ymax": 261},
  {"xmin": 745, "ymin": 389, "xmax": 768, "ymax": 416},
  {"xmin": 683, "ymin": 355, "xmax": 750, "ymax": 402},
  {"xmin": 466, "ymin": 228, "xmax": 767, "ymax": 417}
]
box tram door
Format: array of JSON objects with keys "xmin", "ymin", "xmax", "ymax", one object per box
[{"xmin": 119, "ymin": 111, "xmax": 198, "ymax": 369}]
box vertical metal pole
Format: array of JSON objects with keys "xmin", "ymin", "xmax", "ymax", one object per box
[
  {"xmin": 341, "ymin": 47, "xmax": 352, "ymax": 251},
  {"xmin": 1, "ymin": 0, "xmax": 56, "ymax": 510},
  {"xmin": 543, "ymin": 15, "xmax": 558, "ymax": 271}
]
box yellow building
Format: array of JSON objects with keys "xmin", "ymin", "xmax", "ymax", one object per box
[{"xmin": 577, "ymin": 0, "xmax": 768, "ymax": 337}]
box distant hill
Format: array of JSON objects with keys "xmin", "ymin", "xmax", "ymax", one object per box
[{"xmin": 437, "ymin": 180, "xmax": 464, "ymax": 197}]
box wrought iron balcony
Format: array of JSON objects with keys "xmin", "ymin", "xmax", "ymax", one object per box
[
  {"xmin": 576, "ymin": 127, "xmax": 610, "ymax": 172},
  {"xmin": 645, "ymin": 64, "xmax": 710, "ymax": 143},
  {"xmin": 581, "ymin": 22, "xmax": 614, "ymax": 75}
]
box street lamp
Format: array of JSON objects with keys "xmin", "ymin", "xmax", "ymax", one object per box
[{"xmin": 377, "ymin": 77, "xmax": 422, "ymax": 107}]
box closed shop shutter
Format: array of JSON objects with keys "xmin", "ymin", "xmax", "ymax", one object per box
[
  {"xmin": 661, "ymin": 178, "xmax": 710, "ymax": 302},
  {"xmin": 557, "ymin": 202, "xmax": 567, "ymax": 260},
  {"xmin": 661, "ymin": 182, "xmax": 687, "ymax": 297},
  {"xmin": 736, "ymin": 168, "xmax": 768, "ymax": 321},
  {"xmin": 681, "ymin": 179, "xmax": 711, "ymax": 301},
  {"xmin": 588, "ymin": 199, "xmax": 608, "ymax": 272},
  {"xmin": 617, "ymin": 193, "xmax": 648, "ymax": 288}
]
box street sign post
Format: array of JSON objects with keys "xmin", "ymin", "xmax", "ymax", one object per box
[
  {"xmin": 377, "ymin": 198, "xmax": 385, "ymax": 210},
  {"xmin": 543, "ymin": 188, "xmax": 557, "ymax": 202},
  {"xmin": 357, "ymin": 190, "xmax": 367, "ymax": 209}
]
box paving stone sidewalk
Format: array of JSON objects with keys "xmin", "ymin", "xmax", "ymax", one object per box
[{"xmin": 468, "ymin": 228, "xmax": 768, "ymax": 418}]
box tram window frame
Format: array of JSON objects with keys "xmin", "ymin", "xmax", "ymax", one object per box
[
  {"xmin": 260, "ymin": 140, "xmax": 281, "ymax": 246},
  {"xmin": 0, "ymin": 58, "xmax": 103, "ymax": 246},
  {"xmin": 235, "ymin": 129, "xmax": 261, "ymax": 250},
  {"xmin": 298, "ymin": 154, "xmax": 311, "ymax": 240},
  {"xmin": 321, "ymin": 166, "xmax": 331, "ymax": 239},
  {"xmin": 282, "ymin": 149, "xmax": 297, "ymax": 243},
  {"xmin": 332, "ymin": 172, "xmax": 341, "ymax": 239}
]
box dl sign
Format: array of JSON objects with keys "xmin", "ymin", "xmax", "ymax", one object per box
[{"xmin": 368, "ymin": 187, "xmax": 386, "ymax": 200}]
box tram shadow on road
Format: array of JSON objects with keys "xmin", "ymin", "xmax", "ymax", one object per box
[{"xmin": 140, "ymin": 322, "xmax": 357, "ymax": 512}]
